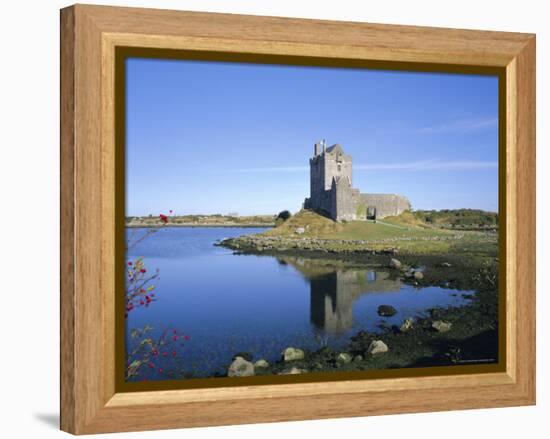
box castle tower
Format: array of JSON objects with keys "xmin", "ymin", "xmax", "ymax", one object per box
[
  {"xmin": 304, "ymin": 140, "xmax": 411, "ymax": 221},
  {"xmin": 309, "ymin": 143, "xmax": 353, "ymax": 197},
  {"xmin": 322, "ymin": 144, "xmax": 352, "ymax": 190}
]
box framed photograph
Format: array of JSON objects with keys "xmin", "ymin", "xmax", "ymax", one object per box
[{"xmin": 60, "ymin": 4, "xmax": 536, "ymax": 434}]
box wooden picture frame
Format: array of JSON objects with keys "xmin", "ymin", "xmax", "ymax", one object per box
[{"xmin": 60, "ymin": 4, "xmax": 536, "ymax": 434}]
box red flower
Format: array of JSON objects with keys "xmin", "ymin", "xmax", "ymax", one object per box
[
  {"xmin": 152, "ymin": 350, "xmax": 158, "ymax": 356},
  {"xmin": 172, "ymin": 335, "xmax": 178, "ymax": 341},
  {"xmin": 148, "ymin": 363, "xmax": 155, "ymax": 369},
  {"xmin": 140, "ymin": 268, "xmax": 146, "ymax": 274},
  {"xmin": 127, "ymin": 261, "xmax": 132, "ymax": 266},
  {"xmin": 159, "ymin": 214, "xmax": 168, "ymax": 224},
  {"xmin": 184, "ymin": 335, "xmax": 190, "ymax": 341},
  {"xmin": 172, "ymin": 350, "xmax": 177, "ymax": 357}
]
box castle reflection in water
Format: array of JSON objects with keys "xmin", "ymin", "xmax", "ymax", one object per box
[{"xmin": 278, "ymin": 257, "xmax": 402, "ymax": 334}]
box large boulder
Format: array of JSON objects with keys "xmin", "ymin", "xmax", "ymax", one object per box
[
  {"xmin": 414, "ymin": 271, "xmax": 424, "ymax": 280},
  {"xmin": 228, "ymin": 356, "xmax": 255, "ymax": 377},
  {"xmin": 432, "ymin": 320, "xmax": 452, "ymax": 333},
  {"xmin": 368, "ymin": 340, "xmax": 389, "ymax": 355},
  {"xmin": 283, "ymin": 347, "xmax": 305, "ymax": 361},
  {"xmin": 389, "ymin": 258, "xmax": 402, "ymax": 269},
  {"xmin": 377, "ymin": 304, "xmax": 397, "ymax": 317}
]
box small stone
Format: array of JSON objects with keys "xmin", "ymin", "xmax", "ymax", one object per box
[
  {"xmin": 377, "ymin": 304, "xmax": 397, "ymax": 317},
  {"xmin": 414, "ymin": 271, "xmax": 424, "ymax": 280},
  {"xmin": 336, "ymin": 352, "xmax": 352, "ymax": 364},
  {"xmin": 441, "ymin": 262, "xmax": 452, "ymax": 267},
  {"xmin": 228, "ymin": 356, "xmax": 255, "ymax": 377},
  {"xmin": 279, "ymin": 366, "xmax": 307, "ymax": 375},
  {"xmin": 368, "ymin": 340, "xmax": 389, "ymax": 355},
  {"xmin": 353, "ymin": 355, "xmax": 363, "ymax": 362},
  {"xmin": 400, "ymin": 317, "xmax": 414, "ymax": 332},
  {"xmin": 283, "ymin": 347, "xmax": 305, "ymax": 361},
  {"xmin": 432, "ymin": 320, "xmax": 452, "ymax": 333},
  {"xmin": 254, "ymin": 359, "xmax": 270, "ymax": 369},
  {"xmin": 389, "ymin": 258, "xmax": 402, "ymax": 269},
  {"xmin": 295, "ymin": 227, "xmax": 305, "ymax": 234}
]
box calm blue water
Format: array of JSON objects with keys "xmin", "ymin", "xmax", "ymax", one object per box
[{"xmin": 125, "ymin": 227, "xmax": 472, "ymax": 380}]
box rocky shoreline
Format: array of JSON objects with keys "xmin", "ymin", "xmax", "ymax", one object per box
[
  {"xmin": 213, "ymin": 255, "xmax": 499, "ymax": 379},
  {"xmin": 217, "ymin": 234, "xmax": 473, "ymax": 255}
]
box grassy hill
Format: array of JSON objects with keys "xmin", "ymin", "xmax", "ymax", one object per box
[
  {"xmin": 229, "ymin": 209, "xmax": 497, "ymax": 256},
  {"xmin": 265, "ymin": 209, "xmax": 451, "ymax": 241}
]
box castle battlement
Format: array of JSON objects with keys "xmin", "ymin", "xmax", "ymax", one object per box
[{"xmin": 304, "ymin": 141, "xmax": 410, "ymax": 221}]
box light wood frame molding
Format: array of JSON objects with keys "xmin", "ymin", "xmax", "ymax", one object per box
[{"xmin": 60, "ymin": 4, "xmax": 536, "ymax": 434}]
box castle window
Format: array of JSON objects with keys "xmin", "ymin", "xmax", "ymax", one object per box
[{"xmin": 337, "ymin": 164, "xmax": 341, "ymax": 172}]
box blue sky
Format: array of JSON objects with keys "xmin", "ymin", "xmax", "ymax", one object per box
[{"xmin": 126, "ymin": 58, "xmax": 499, "ymax": 216}]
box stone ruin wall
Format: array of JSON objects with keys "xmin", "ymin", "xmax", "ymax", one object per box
[{"xmin": 360, "ymin": 194, "xmax": 411, "ymax": 218}]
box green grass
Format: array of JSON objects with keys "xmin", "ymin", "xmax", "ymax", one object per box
[{"xmin": 323, "ymin": 220, "xmax": 451, "ymax": 240}]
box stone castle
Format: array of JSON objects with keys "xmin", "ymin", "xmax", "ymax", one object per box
[{"xmin": 303, "ymin": 140, "xmax": 411, "ymax": 221}]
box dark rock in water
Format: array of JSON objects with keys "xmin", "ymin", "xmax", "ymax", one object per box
[
  {"xmin": 232, "ymin": 352, "xmax": 253, "ymax": 362},
  {"xmin": 462, "ymin": 293, "xmax": 475, "ymax": 299},
  {"xmin": 378, "ymin": 304, "xmax": 397, "ymax": 317}
]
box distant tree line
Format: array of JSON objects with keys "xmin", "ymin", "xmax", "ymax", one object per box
[{"xmin": 413, "ymin": 209, "xmax": 498, "ymax": 229}]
